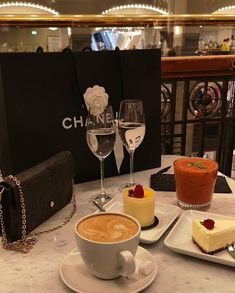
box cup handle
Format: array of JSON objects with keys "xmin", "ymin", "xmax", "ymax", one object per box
[{"xmin": 118, "ymin": 250, "xmax": 136, "ymax": 277}]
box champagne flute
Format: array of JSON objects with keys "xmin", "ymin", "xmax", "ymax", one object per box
[
  {"xmin": 86, "ymin": 105, "xmax": 116, "ymax": 204},
  {"xmin": 118, "ymin": 100, "xmax": 145, "ymax": 187}
]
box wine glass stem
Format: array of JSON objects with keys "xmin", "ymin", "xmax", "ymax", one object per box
[
  {"xmin": 129, "ymin": 149, "xmax": 135, "ymax": 186},
  {"xmin": 99, "ymin": 157, "xmax": 105, "ymax": 195}
]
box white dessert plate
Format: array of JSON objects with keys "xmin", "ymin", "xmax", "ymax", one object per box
[
  {"xmin": 164, "ymin": 210, "xmax": 235, "ymax": 267},
  {"xmin": 59, "ymin": 246, "xmax": 157, "ymax": 293},
  {"xmin": 104, "ymin": 196, "xmax": 181, "ymax": 244}
]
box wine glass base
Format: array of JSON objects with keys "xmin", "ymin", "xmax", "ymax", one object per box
[
  {"xmin": 118, "ymin": 182, "xmax": 136, "ymax": 192},
  {"xmin": 126, "ymin": 182, "xmax": 136, "ymax": 187},
  {"xmin": 91, "ymin": 193, "xmax": 112, "ymax": 205}
]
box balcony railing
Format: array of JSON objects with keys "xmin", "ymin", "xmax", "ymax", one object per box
[{"xmin": 161, "ymin": 55, "xmax": 235, "ymax": 177}]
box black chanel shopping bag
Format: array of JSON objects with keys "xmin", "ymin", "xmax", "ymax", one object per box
[{"xmin": 0, "ymin": 49, "xmax": 161, "ymax": 183}]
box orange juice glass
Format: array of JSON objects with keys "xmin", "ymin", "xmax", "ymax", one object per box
[{"xmin": 174, "ymin": 157, "xmax": 218, "ymax": 209}]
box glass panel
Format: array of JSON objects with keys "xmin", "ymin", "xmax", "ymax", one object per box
[{"xmin": 0, "ymin": 27, "xmax": 69, "ymax": 52}]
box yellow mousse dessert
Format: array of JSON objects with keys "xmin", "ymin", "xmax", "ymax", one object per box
[
  {"xmin": 192, "ymin": 218, "xmax": 235, "ymax": 254},
  {"xmin": 122, "ymin": 185, "xmax": 156, "ymax": 227}
]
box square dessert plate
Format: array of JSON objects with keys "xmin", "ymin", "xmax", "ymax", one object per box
[
  {"xmin": 104, "ymin": 195, "xmax": 181, "ymax": 244},
  {"xmin": 164, "ymin": 210, "xmax": 235, "ymax": 267}
]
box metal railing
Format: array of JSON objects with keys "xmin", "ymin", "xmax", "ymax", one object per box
[{"xmin": 161, "ymin": 55, "xmax": 235, "ymax": 177}]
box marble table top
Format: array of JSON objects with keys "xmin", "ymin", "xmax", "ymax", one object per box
[{"xmin": 1, "ymin": 155, "xmax": 235, "ymax": 293}]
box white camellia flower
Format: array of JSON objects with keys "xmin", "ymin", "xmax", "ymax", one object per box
[{"xmin": 83, "ymin": 85, "xmax": 109, "ymax": 116}]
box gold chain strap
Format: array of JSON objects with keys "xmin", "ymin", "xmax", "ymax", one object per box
[{"xmin": 0, "ymin": 175, "xmax": 77, "ymax": 253}]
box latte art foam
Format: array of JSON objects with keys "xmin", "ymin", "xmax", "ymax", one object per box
[{"xmin": 77, "ymin": 214, "xmax": 138, "ymax": 242}]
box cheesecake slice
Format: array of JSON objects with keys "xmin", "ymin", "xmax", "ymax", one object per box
[{"xmin": 192, "ymin": 219, "xmax": 235, "ymax": 254}]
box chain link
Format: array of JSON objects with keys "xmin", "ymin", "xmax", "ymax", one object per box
[{"xmin": 0, "ymin": 175, "xmax": 77, "ymax": 253}]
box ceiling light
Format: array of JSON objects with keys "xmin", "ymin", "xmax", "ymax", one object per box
[
  {"xmin": 214, "ymin": 6, "xmax": 235, "ymax": 13},
  {"xmin": 0, "ymin": 2, "xmax": 59, "ymax": 15},
  {"xmin": 102, "ymin": 4, "xmax": 170, "ymax": 15}
]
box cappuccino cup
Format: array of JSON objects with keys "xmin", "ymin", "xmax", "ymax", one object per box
[{"xmin": 75, "ymin": 212, "xmax": 141, "ymax": 279}]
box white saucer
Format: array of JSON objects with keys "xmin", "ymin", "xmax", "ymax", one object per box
[
  {"xmin": 59, "ymin": 246, "xmax": 157, "ymax": 293},
  {"xmin": 104, "ymin": 197, "xmax": 181, "ymax": 244}
]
